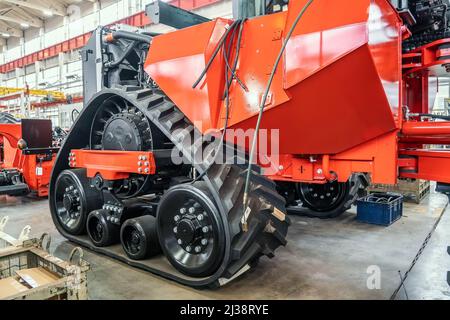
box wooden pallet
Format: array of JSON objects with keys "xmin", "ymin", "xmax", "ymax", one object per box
[
  {"xmin": 368, "ymin": 179, "xmax": 430, "ymax": 204},
  {"xmin": 0, "ymin": 235, "xmax": 89, "ymax": 300}
]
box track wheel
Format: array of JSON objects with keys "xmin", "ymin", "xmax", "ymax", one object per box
[
  {"xmin": 157, "ymin": 182, "xmax": 225, "ymax": 277},
  {"xmin": 121, "ymin": 215, "xmax": 161, "ymax": 260},
  {"xmin": 87, "ymin": 210, "xmax": 120, "ymax": 247},
  {"xmin": 53, "ymin": 169, "xmax": 102, "ymax": 235},
  {"xmin": 297, "ymin": 175, "xmax": 365, "ymax": 219}
]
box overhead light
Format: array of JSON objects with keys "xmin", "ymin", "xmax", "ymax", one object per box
[
  {"xmin": 42, "ymin": 9, "xmax": 53, "ymax": 17},
  {"xmin": 1, "ymin": 33, "xmax": 10, "ymax": 38},
  {"xmin": 20, "ymin": 22, "xmax": 29, "ymax": 28}
]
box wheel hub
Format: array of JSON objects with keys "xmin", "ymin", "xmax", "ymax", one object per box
[
  {"xmin": 299, "ymin": 180, "xmax": 347, "ymax": 212},
  {"xmin": 101, "ymin": 111, "xmax": 151, "ymax": 151},
  {"xmin": 172, "ymin": 201, "xmax": 211, "ymax": 255}
]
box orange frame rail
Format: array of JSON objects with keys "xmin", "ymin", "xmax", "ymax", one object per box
[{"xmin": 68, "ymin": 149, "xmax": 156, "ymax": 180}]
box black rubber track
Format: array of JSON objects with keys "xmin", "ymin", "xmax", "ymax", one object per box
[{"xmin": 49, "ymin": 86, "xmax": 290, "ymax": 288}]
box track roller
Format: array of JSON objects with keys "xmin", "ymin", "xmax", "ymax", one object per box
[
  {"xmin": 121, "ymin": 215, "xmax": 161, "ymax": 260},
  {"xmin": 87, "ymin": 209, "xmax": 120, "ymax": 247},
  {"xmin": 157, "ymin": 182, "xmax": 225, "ymax": 277},
  {"xmin": 53, "ymin": 169, "xmax": 102, "ymax": 235}
]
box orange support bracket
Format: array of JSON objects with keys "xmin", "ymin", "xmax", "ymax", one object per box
[
  {"xmin": 68, "ymin": 149, "xmax": 156, "ymax": 180},
  {"xmin": 399, "ymin": 149, "xmax": 450, "ymax": 183}
]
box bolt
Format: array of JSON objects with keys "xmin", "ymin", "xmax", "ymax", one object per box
[
  {"xmin": 137, "ymin": 161, "xmax": 142, "ymax": 166},
  {"xmin": 144, "ymin": 161, "xmax": 149, "ymax": 166},
  {"xmin": 201, "ymin": 239, "xmax": 208, "ymax": 245},
  {"xmin": 142, "ymin": 156, "xmax": 147, "ymax": 161},
  {"xmin": 195, "ymin": 246, "xmax": 201, "ymax": 253},
  {"xmin": 144, "ymin": 168, "xmax": 149, "ymax": 173},
  {"xmin": 177, "ymin": 239, "xmax": 182, "ymax": 245},
  {"xmin": 138, "ymin": 155, "xmax": 143, "ymax": 161},
  {"xmin": 202, "ymin": 226, "xmax": 209, "ymax": 233},
  {"xmin": 179, "ymin": 208, "xmax": 186, "ymax": 214},
  {"xmin": 188, "ymin": 207, "xmax": 196, "ymax": 214},
  {"xmin": 197, "ymin": 214, "xmax": 204, "ymax": 221},
  {"xmin": 174, "ymin": 215, "xmax": 180, "ymax": 222},
  {"xmin": 185, "ymin": 246, "xmax": 192, "ymax": 252},
  {"xmin": 279, "ymin": 165, "xmax": 284, "ymax": 170},
  {"xmin": 317, "ymin": 169, "xmax": 323, "ymax": 175}
]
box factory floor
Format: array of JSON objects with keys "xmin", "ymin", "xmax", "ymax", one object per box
[{"xmin": 1, "ymin": 188, "xmax": 450, "ymax": 300}]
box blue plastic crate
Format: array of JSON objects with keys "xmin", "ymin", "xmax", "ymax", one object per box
[{"xmin": 356, "ymin": 193, "xmax": 403, "ymax": 226}]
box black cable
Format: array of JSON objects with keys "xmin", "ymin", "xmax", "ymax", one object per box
[
  {"xmin": 192, "ymin": 20, "xmax": 240, "ymax": 89},
  {"xmin": 242, "ymin": 0, "xmax": 315, "ymax": 211},
  {"xmin": 417, "ymin": 113, "xmax": 450, "ymax": 121},
  {"xmin": 192, "ymin": 20, "xmax": 243, "ymax": 183},
  {"xmin": 222, "ymin": 19, "xmax": 247, "ymax": 99}
]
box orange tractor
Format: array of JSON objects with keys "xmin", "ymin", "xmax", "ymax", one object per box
[
  {"xmin": 0, "ymin": 114, "xmax": 58, "ymax": 197},
  {"xmin": 48, "ymin": 0, "xmax": 450, "ymax": 287}
]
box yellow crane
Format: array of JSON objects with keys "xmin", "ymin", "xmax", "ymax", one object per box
[{"xmin": 0, "ymin": 86, "xmax": 65, "ymax": 100}]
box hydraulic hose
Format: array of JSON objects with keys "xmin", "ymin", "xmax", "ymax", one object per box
[
  {"xmin": 105, "ymin": 41, "xmax": 138, "ymax": 68},
  {"xmin": 107, "ymin": 30, "xmax": 152, "ymax": 44},
  {"xmin": 242, "ymin": 0, "xmax": 315, "ymax": 217}
]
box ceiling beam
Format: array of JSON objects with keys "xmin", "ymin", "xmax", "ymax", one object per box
[
  {"xmin": 1, "ymin": 0, "xmax": 66, "ymax": 16},
  {"xmin": 0, "ymin": 21, "xmax": 22, "ymax": 37},
  {"xmin": 0, "ymin": 11, "xmax": 42, "ymax": 27}
]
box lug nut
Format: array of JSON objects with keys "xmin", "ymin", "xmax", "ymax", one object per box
[
  {"xmin": 201, "ymin": 239, "xmax": 208, "ymax": 245},
  {"xmin": 144, "ymin": 161, "xmax": 149, "ymax": 166},
  {"xmin": 173, "ymin": 227, "xmax": 177, "ymax": 233},
  {"xmin": 202, "ymin": 226, "xmax": 209, "ymax": 233},
  {"xmin": 178, "ymin": 239, "xmax": 183, "ymax": 245},
  {"xmin": 185, "ymin": 246, "xmax": 191, "ymax": 252},
  {"xmin": 195, "ymin": 246, "xmax": 201, "ymax": 253},
  {"xmin": 197, "ymin": 214, "xmax": 204, "ymax": 221},
  {"xmin": 138, "ymin": 168, "xmax": 143, "ymax": 173},
  {"xmin": 137, "ymin": 161, "xmax": 142, "ymax": 166},
  {"xmin": 144, "ymin": 168, "xmax": 149, "ymax": 173},
  {"xmin": 188, "ymin": 207, "xmax": 196, "ymax": 214},
  {"xmin": 179, "ymin": 208, "xmax": 186, "ymax": 214},
  {"xmin": 174, "ymin": 215, "xmax": 180, "ymax": 222}
]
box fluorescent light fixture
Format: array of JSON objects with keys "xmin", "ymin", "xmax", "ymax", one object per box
[
  {"xmin": 43, "ymin": 9, "xmax": 53, "ymax": 17},
  {"xmin": 20, "ymin": 22, "xmax": 30, "ymax": 28},
  {"xmin": 1, "ymin": 33, "xmax": 10, "ymax": 38}
]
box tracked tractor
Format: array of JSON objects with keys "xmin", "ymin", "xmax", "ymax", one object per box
[{"xmin": 49, "ymin": 0, "xmax": 450, "ymax": 287}]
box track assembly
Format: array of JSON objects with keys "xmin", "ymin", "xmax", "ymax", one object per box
[{"xmin": 50, "ymin": 86, "xmax": 289, "ymax": 288}]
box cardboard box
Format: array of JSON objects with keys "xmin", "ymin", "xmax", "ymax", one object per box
[
  {"xmin": 15, "ymin": 267, "xmax": 61, "ymax": 288},
  {"xmin": 0, "ymin": 277, "xmax": 28, "ymax": 299}
]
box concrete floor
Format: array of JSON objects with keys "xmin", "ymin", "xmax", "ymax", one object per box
[{"xmin": 1, "ymin": 189, "xmax": 449, "ymax": 300}]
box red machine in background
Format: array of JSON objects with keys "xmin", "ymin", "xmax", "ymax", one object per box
[{"xmin": 0, "ymin": 114, "xmax": 58, "ymax": 197}]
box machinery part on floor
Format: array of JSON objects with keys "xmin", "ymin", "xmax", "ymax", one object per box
[
  {"xmin": 87, "ymin": 209, "xmax": 120, "ymax": 247},
  {"xmin": 54, "ymin": 169, "xmax": 103, "ymax": 235},
  {"xmin": 120, "ymin": 215, "xmax": 161, "ymax": 260}
]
